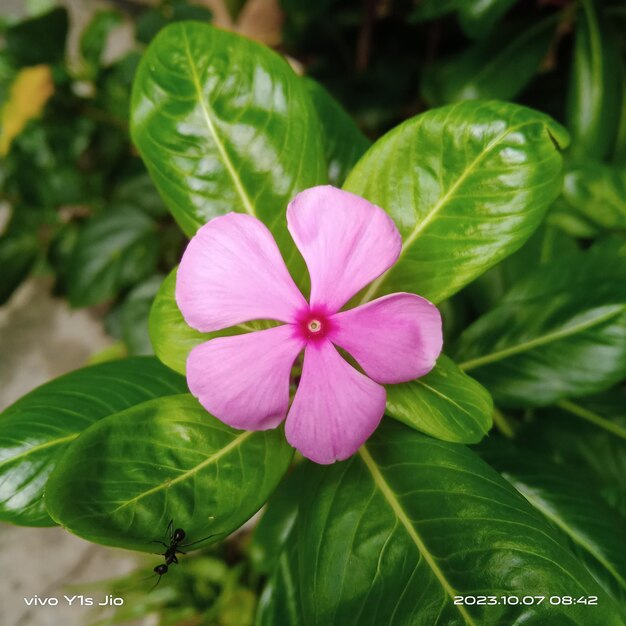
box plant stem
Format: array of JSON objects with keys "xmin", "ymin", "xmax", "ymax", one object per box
[
  {"xmin": 556, "ymin": 399, "xmax": 626, "ymax": 440},
  {"xmin": 492, "ymin": 407, "xmax": 515, "ymax": 438}
]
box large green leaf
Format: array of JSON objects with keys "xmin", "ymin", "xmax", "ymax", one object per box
[
  {"xmin": 0, "ymin": 358, "xmax": 186, "ymax": 527},
  {"xmin": 131, "ymin": 21, "xmax": 326, "ymax": 264},
  {"xmin": 67, "ymin": 207, "xmax": 159, "ymax": 307},
  {"xmin": 385, "ymin": 355, "xmax": 493, "ymax": 443},
  {"xmin": 454, "ymin": 243, "xmax": 626, "ymax": 407},
  {"xmin": 46, "ymin": 394, "xmax": 293, "ymax": 551},
  {"xmin": 293, "ymin": 420, "xmax": 620, "ymax": 625},
  {"xmin": 422, "ymin": 17, "xmax": 556, "ymax": 106},
  {"xmin": 566, "ymin": 0, "xmax": 623, "ymax": 160},
  {"xmin": 562, "ymin": 160, "xmax": 626, "ymax": 230},
  {"xmin": 481, "ymin": 440, "xmax": 626, "ymax": 606},
  {"xmin": 344, "ymin": 100, "xmax": 568, "ymax": 305},
  {"xmin": 304, "ymin": 78, "xmax": 370, "ymax": 187}
]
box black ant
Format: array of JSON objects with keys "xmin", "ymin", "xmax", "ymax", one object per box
[{"xmin": 150, "ymin": 519, "xmax": 218, "ymax": 587}]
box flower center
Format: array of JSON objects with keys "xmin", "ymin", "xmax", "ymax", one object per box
[
  {"xmin": 308, "ymin": 319, "xmax": 322, "ymax": 333},
  {"xmin": 297, "ymin": 309, "xmax": 332, "ymax": 342}
]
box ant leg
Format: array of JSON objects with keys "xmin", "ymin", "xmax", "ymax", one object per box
[
  {"xmin": 151, "ymin": 574, "xmax": 162, "ymax": 590},
  {"xmin": 172, "ymin": 555, "xmax": 179, "ymax": 564},
  {"xmin": 180, "ymin": 533, "xmax": 221, "ymax": 548},
  {"xmin": 151, "ymin": 540, "xmax": 168, "ymax": 548},
  {"xmin": 176, "ymin": 550, "xmax": 187, "ymax": 555}
]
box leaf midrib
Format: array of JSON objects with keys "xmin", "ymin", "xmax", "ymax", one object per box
[
  {"xmin": 358, "ymin": 445, "xmax": 477, "ymax": 626},
  {"xmin": 359, "ymin": 116, "xmax": 550, "ymax": 303},
  {"xmin": 181, "ymin": 26, "xmax": 256, "ymax": 218},
  {"xmin": 111, "ymin": 430, "xmax": 254, "ymax": 513},
  {"xmin": 0, "ymin": 433, "xmax": 79, "ymax": 470},
  {"xmin": 458, "ymin": 305, "xmax": 624, "ymax": 371}
]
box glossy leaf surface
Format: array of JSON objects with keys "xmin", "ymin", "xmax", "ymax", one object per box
[
  {"xmin": 0, "ymin": 358, "xmax": 186, "ymax": 526},
  {"xmin": 131, "ymin": 21, "xmax": 326, "ymax": 264},
  {"xmin": 455, "ymin": 243, "xmax": 626, "ymax": 407},
  {"xmin": 482, "ymin": 440, "xmax": 626, "ymax": 605},
  {"xmin": 385, "ymin": 355, "xmax": 493, "ymax": 443},
  {"xmin": 46, "ymin": 395, "xmax": 293, "ymax": 551},
  {"xmin": 344, "ymin": 100, "xmax": 568, "ymax": 304},
  {"xmin": 294, "ymin": 420, "xmax": 620, "ymax": 625}
]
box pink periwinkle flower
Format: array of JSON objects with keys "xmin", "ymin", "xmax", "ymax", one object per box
[{"xmin": 176, "ymin": 185, "xmax": 443, "ymax": 464}]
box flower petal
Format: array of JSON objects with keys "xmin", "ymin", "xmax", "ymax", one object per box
[
  {"xmin": 330, "ymin": 293, "xmax": 443, "ymax": 384},
  {"xmin": 287, "ymin": 185, "xmax": 402, "ymax": 313},
  {"xmin": 176, "ymin": 213, "xmax": 307, "ymax": 332},
  {"xmin": 285, "ymin": 339, "xmax": 386, "ymax": 464},
  {"xmin": 187, "ymin": 325, "xmax": 305, "ymax": 430}
]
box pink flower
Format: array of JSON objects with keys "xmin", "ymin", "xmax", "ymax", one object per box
[{"xmin": 176, "ymin": 186, "xmax": 443, "ymax": 464}]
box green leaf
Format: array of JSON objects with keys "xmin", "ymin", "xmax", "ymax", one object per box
[
  {"xmin": 46, "ymin": 394, "xmax": 293, "ymax": 551},
  {"xmin": 466, "ymin": 224, "xmax": 579, "ymax": 314},
  {"xmin": 457, "ymin": 0, "xmax": 518, "ymax": 39},
  {"xmin": 344, "ymin": 100, "xmax": 569, "ymax": 304},
  {"xmin": 562, "ymin": 160, "xmax": 626, "ymax": 230},
  {"xmin": 251, "ymin": 466, "xmax": 302, "ymax": 576},
  {"xmin": 454, "ymin": 243, "xmax": 626, "ymax": 407},
  {"xmin": 131, "ymin": 21, "xmax": 326, "ymax": 266},
  {"xmin": 304, "ymin": 78, "xmax": 370, "ymax": 187},
  {"xmin": 5, "ymin": 7, "xmax": 68, "ymax": 67},
  {"xmin": 256, "ymin": 541, "xmax": 303, "ymax": 626},
  {"xmin": 149, "ymin": 267, "xmax": 276, "ymax": 374},
  {"xmin": 481, "ymin": 440, "xmax": 626, "ymax": 606},
  {"xmin": 67, "ymin": 207, "xmax": 159, "ymax": 307},
  {"xmin": 0, "ymin": 230, "xmax": 39, "ymax": 305},
  {"xmin": 566, "ymin": 0, "xmax": 623, "ymax": 160},
  {"xmin": 385, "ymin": 355, "xmax": 493, "ymax": 443},
  {"xmin": 294, "ymin": 420, "xmax": 620, "ymax": 625},
  {"xmin": 80, "ymin": 9, "xmax": 123, "ymax": 74},
  {"xmin": 121, "ymin": 274, "xmax": 164, "ymax": 356},
  {"xmin": 0, "ymin": 358, "xmax": 186, "ymax": 527},
  {"xmin": 525, "ymin": 392, "xmax": 626, "ymax": 515},
  {"xmin": 422, "ymin": 17, "xmax": 556, "ymax": 106}
]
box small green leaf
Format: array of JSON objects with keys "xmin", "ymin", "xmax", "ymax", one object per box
[
  {"xmin": 46, "ymin": 394, "xmax": 293, "ymax": 551},
  {"xmin": 0, "ymin": 230, "xmax": 39, "ymax": 305},
  {"xmin": 80, "ymin": 9, "xmax": 123, "ymax": 73},
  {"xmin": 562, "ymin": 160, "xmax": 626, "ymax": 230},
  {"xmin": 455, "ymin": 243, "xmax": 626, "ymax": 407},
  {"xmin": 131, "ymin": 21, "xmax": 326, "ymax": 268},
  {"xmin": 566, "ymin": 0, "xmax": 623, "ymax": 160},
  {"xmin": 67, "ymin": 207, "xmax": 159, "ymax": 307},
  {"xmin": 385, "ymin": 355, "xmax": 493, "ymax": 443},
  {"xmin": 422, "ymin": 17, "xmax": 556, "ymax": 106},
  {"xmin": 457, "ymin": 0, "xmax": 517, "ymax": 39},
  {"xmin": 0, "ymin": 358, "xmax": 186, "ymax": 526},
  {"xmin": 344, "ymin": 100, "xmax": 569, "ymax": 304},
  {"xmin": 295, "ymin": 420, "xmax": 620, "ymax": 625},
  {"xmin": 304, "ymin": 78, "xmax": 370, "ymax": 186}
]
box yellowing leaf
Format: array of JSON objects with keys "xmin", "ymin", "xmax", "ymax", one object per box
[{"xmin": 0, "ymin": 64, "xmax": 54, "ymax": 156}]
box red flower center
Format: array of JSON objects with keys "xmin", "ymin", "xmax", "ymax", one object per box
[{"xmin": 297, "ymin": 309, "xmax": 332, "ymax": 342}]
